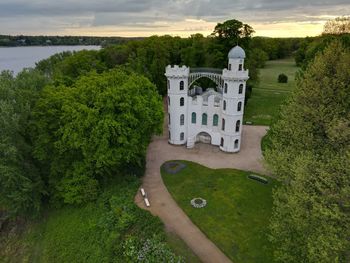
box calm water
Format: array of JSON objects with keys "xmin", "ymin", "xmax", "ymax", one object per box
[{"xmin": 0, "ymin": 45, "xmax": 100, "ymax": 74}]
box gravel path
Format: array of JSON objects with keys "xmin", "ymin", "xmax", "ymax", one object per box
[{"xmin": 135, "ymin": 112, "xmax": 269, "ymax": 263}]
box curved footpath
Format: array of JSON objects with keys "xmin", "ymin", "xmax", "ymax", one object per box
[{"xmin": 135, "ymin": 116, "xmax": 268, "ymax": 263}]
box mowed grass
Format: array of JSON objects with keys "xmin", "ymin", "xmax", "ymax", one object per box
[
  {"xmin": 244, "ymin": 58, "xmax": 299, "ymax": 125},
  {"xmin": 162, "ymin": 161, "xmax": 279, "ymax": 263}
]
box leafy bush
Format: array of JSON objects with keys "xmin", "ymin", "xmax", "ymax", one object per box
[{"xmin": 277, "ymin": 73, "xmax": 288, "ymax": 83}]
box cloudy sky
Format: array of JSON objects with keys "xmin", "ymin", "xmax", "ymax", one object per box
[{"xmin": 0, "ymin": 0, "xmax": 349, "ymax": 37}]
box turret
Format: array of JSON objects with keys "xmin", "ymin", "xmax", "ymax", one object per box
[
  {"xmin": 165, "ymin": 65, "xmax": 190, "ymax": 145},
  {"xmin": 220, "ymin": 45, "xmax": 249, "ymax": 152}
]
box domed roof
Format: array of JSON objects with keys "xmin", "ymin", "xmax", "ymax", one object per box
[{"xmin": 228, "ymin": 45, "xmax": 246, "ymax": 59}]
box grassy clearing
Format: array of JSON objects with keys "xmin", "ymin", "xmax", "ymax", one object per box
[
  {"xmin": 244, "ymin": 58, "xmax": 299, "ymax": 125},
  {"xmin": 0, "ymin": 178, "xmax": 199, "ymax": 263},
  {"xmin": 162, "ymin": 161, "xmax": 280, "ymax": 263}
]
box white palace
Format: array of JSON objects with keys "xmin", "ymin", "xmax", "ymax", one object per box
[{"xmin": 165, "ymin": 45, "xmax": 249, "ymax": 153}]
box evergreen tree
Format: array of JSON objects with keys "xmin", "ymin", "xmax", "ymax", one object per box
[{"xmin": 265, "ymin": 41, "xmax": 350, "ymax": 262}]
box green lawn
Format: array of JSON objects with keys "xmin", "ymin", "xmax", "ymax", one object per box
[
  {"xmin": 162, "ymin": 161, "xmax": 280, "ymax": 263},
  {"xmin": 244, "ymin": 58, "xmax": 299, "ymax": 125}
]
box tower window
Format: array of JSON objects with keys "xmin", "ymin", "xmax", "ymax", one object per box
[
  {"xmin": 191, "ymin": 112, "xmax": 196, "ymax": 124},
  {"xmin": 213, "ymin": 114, "xmax": 218, "ymax": 126},
  {"xmin": 180, "ymin": 114, "xmax": 185, "ymax": 125},
  {"xmin": 168, "ymin": 114, "xmax": 170, "ymax": 125},
  {"xmin": 236, "ymin": 120, "xmax": 241, "ymax": 132},
  {"xmin": 223, "ymin": 100, "xmax": 226, "ymax": 111},
  {"xmin": 220, "ymin": 138, "xmax": 224, "ymax": 147},
  {"xmin": 234, "ymin": 139, "xmax": 239, "ymax": 149},
  {"xmin": 168, "ymin": 96, "xmax": 170, "ymax": 106},
  {"xmin": 224, "ymin": 83, "xmax": 228, "ymax": 93},
  {"xmin": 237, "ymin": 102, "xmax": 242, "ymax": 112},
  {"xmin": 167, "ymin": 79, "xmax": 170, "ymax": 90},
  {"xmin": 239, "ymin": 64, "xmax": 243, "ymax": 71},
  {"xmin": 202, "ymin": 113, "xmax": 207, "ymax": 125},
  {"xmin": 180, "ymin": 97, "xmax": 184, "ymax": 106},
  {"xmin": 222, "ymin": 118, "xmax": 225, "ymax": 131},
  {"xmin": 239, "ymin": 84, "xmax": 244, "ymax": 94},
  {"xmin": 180, "ymin": 132, "xmax": 184, "ymax": 141},
  {"xmin": 228, "ymin": 64, "xmax": 232, "ymax": 70},
  {"xmin": 180, "ymin": 80, "xmax": 184, "ymax": 90}
]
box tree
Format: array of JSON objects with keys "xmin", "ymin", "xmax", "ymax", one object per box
[
  {"xmin": 0, "ymin": 69, "xmax": 49, "ymax": 216},
  {"xmin": 265, "ymin": 41, "xmax": 350, "ymax": 262},
  {"xmin": 323, "ymin": 16, "xmax": 350, "ymax": 35},
  {"xmin": 33, "ymin": 69, "xmax": 163, "ymax": 204},
  {"xmin": 212, "ymin": 19, "xmax": 254, "ymax": 48}
]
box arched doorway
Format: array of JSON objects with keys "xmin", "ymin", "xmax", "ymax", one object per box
[{"xmin": 196, "ymin": 132, "xmax": 212, "ymax": 144}]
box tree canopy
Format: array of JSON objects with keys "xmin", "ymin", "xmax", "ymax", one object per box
[
  {"xmin": 33, "ymin": 69, "xmax": 163, "ymax": 204},
  {"xmin": 0, "ymin": 69, "xmax": 49, "ymax": 215},
  {"xmin": 212, "ymin": 19, "xmax": 254, "ymax": 47},
  {"xmin": 265, "ymin": 41, "xmax": 350, "ymax": 263},
  {"xmin": 323, "ymin": 16, "xmax": 350, "ymax": 35}
]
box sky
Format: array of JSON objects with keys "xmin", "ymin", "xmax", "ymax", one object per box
[{"xmin": 0, "ymin": 0, "xmax": 349, "ymax": 38}]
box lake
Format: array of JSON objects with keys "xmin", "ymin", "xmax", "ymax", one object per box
[{"xmin": 0, "ymin": 45, "xmax": 100, "ymax": 74}]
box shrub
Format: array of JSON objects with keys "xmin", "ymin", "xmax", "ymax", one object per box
[{"xmin": 277, "ymin": 73, "xmax": 288, "ymax": 83}]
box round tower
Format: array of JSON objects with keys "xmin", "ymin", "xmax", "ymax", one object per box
[
  {"xmin": 165, "ymin": 65, "xmax": 190, "ymax": 145},
  {"xmin": 220, "ymin": 46, "xmax": 249, "ymax": 152}
]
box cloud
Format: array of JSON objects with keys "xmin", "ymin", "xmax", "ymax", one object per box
[{"xmin": 0, "ymin": 0, "xmax": 349, "ymax": 36}]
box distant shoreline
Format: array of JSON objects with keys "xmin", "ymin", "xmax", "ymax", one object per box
[{"xmin": 0, "ymin": 35, "xmax": 143, "ymax": 47}]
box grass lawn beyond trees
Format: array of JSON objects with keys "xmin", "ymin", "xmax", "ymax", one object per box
[
  {"xmin": 161, "ymin": 161, "xmax": 280, "ymax": 263},
  {"xmin": 244, "ymin": 58, "xmax": 299, "ymax": 125}
]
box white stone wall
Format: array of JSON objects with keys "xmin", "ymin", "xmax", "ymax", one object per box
[
  {"xmin": 165, "ymin": 66, "xmax": 190, "ymax": 145},
  {"xmin": 165, "ymin": 56, "xmax": 249, "ymax": 153}
]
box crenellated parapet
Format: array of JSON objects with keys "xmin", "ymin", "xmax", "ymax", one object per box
[{"xmin": 165, "ymin": 65, "xmax": 190, "ymax": 78}]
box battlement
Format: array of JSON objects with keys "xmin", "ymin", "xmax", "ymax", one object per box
[{"xmin": 165, "ymin": 65, "xmax": 190, "ymax": 77}]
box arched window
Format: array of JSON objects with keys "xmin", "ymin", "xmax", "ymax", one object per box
[
  {"xmin": 224, "ymin": 83, "xmax": 228, "ymax": 93},
  {"xmin": 220, "ymin": 137, "xmax": 224, "ymax": 147},
  {"xmin": 180, "ymin": 97, "xmax": 184, "ymax": 106},
  {"xmin": 168, "ymin": 114, "xmax": 171, "ymax": 125},
  {"xmin": 213, "ymin": 114, "xmax": 218, "ymax": 126},
  {"xmin": 237, "ymin": 101, "xmax": 242, "ymax": 112},
  {"xmin": 202, "ymin": 113, "xmax": 207, "ymax": 125},
  {"xmin": 239, "ymin": 84, "xmax": 244, "ymax": 94},
  {"xmin": 180, "ymin": 132, "xmax": 184, "ymax": 140},
  {"xmin": 222, "ymin": 118, "xmax": 225, "ymax": 131},
  {"xmin": 223, "ymin": 100, "xmax": 226, "ymax": 111},
  {"xmin": 180, "ymin": 114, "xmax": 185, "ymax": 126},
  {"xmin": 238, "ymin": 64, "xmax": 243, "ymax": 71},
  {"xmin": 180, "ymin": 80, "xmax": 184, "ymax": 90},
  {"xmin": 168, "ymin": 96, "xmax": 170, "ymax": 106},
  {"xmin": 236, "ymin": 120, "xmax": 241, "ymax": 132},
  {"xmin": 191, "ymin": 112, "xmax": 196, "ymax": 124},
  {"xmin": 234, "ymin": 139, "xmax": 239, "ymax": 149}
]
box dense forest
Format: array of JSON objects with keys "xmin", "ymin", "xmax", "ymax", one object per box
[{"xmin": 0, "ymin": 17, "xmax": 349, "ymax": 262}]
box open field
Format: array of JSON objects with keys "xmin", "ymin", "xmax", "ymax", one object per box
[
  {"xmin": 162, "ymin": 161, "xmax": 280, "ymax": 263},
  {"xmin": 244, "ymin": 58, "xmax": 299, "ymax": 125}
]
